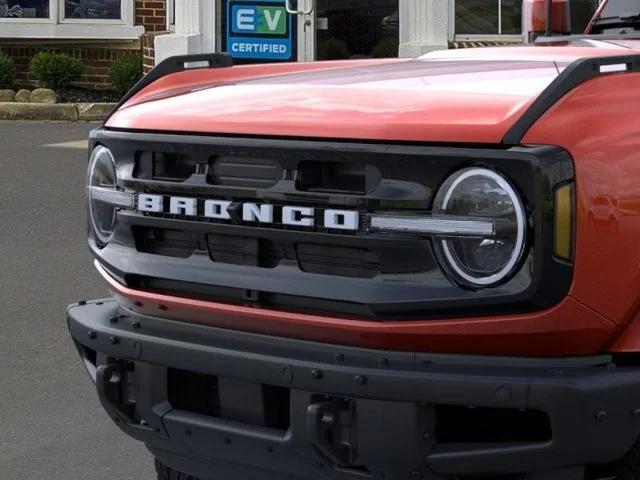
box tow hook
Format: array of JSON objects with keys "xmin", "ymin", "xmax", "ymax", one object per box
[
  {"xmin": 307, "ymin": 396, "xmax": 436, "ymax": 479},
  {"xmin": 307, "ymin": 398, "xmax": 355, "ymax": 466},
  {"xmin": 96, "ymin": 362, "xmax": 154, "ymax": 432}
]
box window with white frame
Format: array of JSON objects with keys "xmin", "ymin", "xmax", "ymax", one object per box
[
  {"xmin": 0, "ymin": 0, "xmax": 141, "ymax": 38},
  {"xmin": 64, "ymin": 0, "xmax": 122, "ymax": 20},
  {"xmin": 455, "ymin": 0, "xmax": 522, "ymax": 36},
  {"xmin": 455, "ymin": 0, "xmax": 601, "ymax": 37},
  {"xmin": 0, "ymin": 0, "xmax": 51, "ymax": 18}
]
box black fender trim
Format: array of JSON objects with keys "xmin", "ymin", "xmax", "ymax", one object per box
[
  {"xmin": 503, "ymin": 54, "xmax": 640, "ymax": 146},
  {"xmin": 106, "ymin": 53, "xmax": 234, "ymax": 123}
]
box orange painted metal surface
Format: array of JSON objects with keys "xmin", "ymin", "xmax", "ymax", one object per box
[
  {"xmin": 97, "ymin": 262, "xmax": 616, "ymax": 357},
  {"xmin": 107, "ymin": 58, "xmax": 553, "ymax": 144},
  {"xmin": 523, "ymin": 73, "xmax": 640, "ymax": 339},
  {"xmin": 107, "ymin": 46, "xmax": 638, "ymax": 145}
]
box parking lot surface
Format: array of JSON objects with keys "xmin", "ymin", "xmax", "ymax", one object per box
[{"xmin": 0, "ymin": 121, "xmax": 154, "ymax": 480}]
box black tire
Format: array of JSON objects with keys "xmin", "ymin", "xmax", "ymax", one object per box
[
  {"xmin": 155, "ymin": 459, "xmax": 203, "ymax": 480},
  {"xmin": 616, "ymin": 439, "xmax": 640, "ymax": 480}
]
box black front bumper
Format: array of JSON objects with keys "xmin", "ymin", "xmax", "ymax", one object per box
[{"xmin": 68, "ymin": 300, "xmax": 640, "ymax": 480}]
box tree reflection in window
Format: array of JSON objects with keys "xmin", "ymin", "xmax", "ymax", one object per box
[
  {"xmin": 456, "ymin": 0, "xmax": 500, "ymax": 35},
  {"xmin": 0, "ymin": 0, "xmax": 50, "ymax": 18},
  {"xmin": 65, "ymin": 0, "xmax": 121, "ymax": 19}
]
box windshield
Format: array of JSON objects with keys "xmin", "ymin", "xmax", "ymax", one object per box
[
  {"xmin": 590, "ymin": 0, "xmax": 640, "ymax": 33},
  {"xmin": 601, "ymin": 0, "xmax": 640, "ymax": 18}
]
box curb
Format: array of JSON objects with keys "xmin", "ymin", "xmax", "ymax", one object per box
[{"xmin": 0, "ymin": 102, "xmax": 117, "ymax": 122}]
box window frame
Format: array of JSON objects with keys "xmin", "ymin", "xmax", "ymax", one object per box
[
  {"xmin": 0, "ymin": 0, "xmax": 143, "ymax": 39},
  {"xmin": 166, "ymin": 0, "xmax": 175, "ymax": 31},
  {"xmin": 60, "ymin": 0, "xmax": 132, "ymax": 25},
  {"xmin": 453, "ymin": 0, "xmax": 523, "ymax": 40}
]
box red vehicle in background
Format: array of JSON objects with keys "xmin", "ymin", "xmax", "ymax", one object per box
[{"xmin": 68, "ymin": 1, "xmax": 640, "ymax": 479}]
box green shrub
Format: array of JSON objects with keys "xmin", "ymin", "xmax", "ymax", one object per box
[
  {"xmin": 372, "ymin": 37, "xmax": 399, "ymax": 58},
  {"xmin": 317, "ymin": 38, "xmax": 350, "ymax": 61},
  {"xmin": 29, "ymin": 51, "xmax": 85, "ymax": 90},
  {"xmin": 109, "ymin": 55, "xmax": 143, "ymax": 94},
  {"xmin": 0, "ymin": 50, "xmax": 14, "ymax": 89}
]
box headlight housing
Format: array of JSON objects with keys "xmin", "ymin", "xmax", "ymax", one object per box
[
  {"xmin": 87, "ymin": 146, "xmax": 128, "ymax": 246},
  {"xmin": 432, "ymin": 168, "xmax": 527, "ymax": 288}
]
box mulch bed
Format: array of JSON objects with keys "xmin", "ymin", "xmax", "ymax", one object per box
[{"xmin": 58, "ymin": 88, "xmax": 122, "ymax": 104}]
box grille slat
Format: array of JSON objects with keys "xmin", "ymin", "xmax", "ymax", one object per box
[{"xmin": 210, "ymin": 156, "xmax": 283, "ymax": 188}]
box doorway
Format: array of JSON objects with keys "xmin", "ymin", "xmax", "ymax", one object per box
[
  {"xmin": 299, "ymin": 0, "xmax": 400, "ymax": 61},
  {"xmin": 220, "ymin": 0, "xmax": 400, "ymax": 64}
]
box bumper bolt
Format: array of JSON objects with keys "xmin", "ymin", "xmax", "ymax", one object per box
[
  {"xmin": 355, "ymin": 375, "xmax": 367, "ymax": 385},
  {"xmin": 185, "ymin": 429, "xmax": 192, "ymax": 436},
  {"xmin": 423, "ymin": 432, "xmax": 432, "ymax": 441},
  {"xmin": 132, "ymin": 321, "xmax": 141, "ymax": 329},
  {"xmin": 109, "ymin": 336, "xmax": 119, "ymax": 345},
  {"xmin": 321, "ymin": 412, "xmax": 336, "ymax": 425},
  {"xmin": 334, "ymin": 353, "xmax": 344, "ymax": 362},
  {"xmin": 411, "ymin": 470, "xmax": 423, "ymax": 480},
  {"xmin": 311, "ymin": 369, "xmax": 322, "ymax": 379},
  {"xmin": 595, "ymin": 410, "xmax": 607, "ymax": 422},
  {"xmin": 88, "ymin": 331, "xmax": 97, "ymax": 340},
  {"xmin": 378, "ymin": 358, "xmax": 389, "ymax": 367},
  {"xmin": 495, "ymin": 385, "xmax": 512, "ymax": 402},
  {"xmin": 633, "ymin": 409, "xmax": 640, "ymax": 419},
  {"xmin": 109, "ymin": 316, "xmax": 119, "ymax": 324}
]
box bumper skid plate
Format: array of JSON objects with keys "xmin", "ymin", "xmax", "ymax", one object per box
[{"xmin": 68, "ymin": 299, "xmax": 640, "ymax": 480}]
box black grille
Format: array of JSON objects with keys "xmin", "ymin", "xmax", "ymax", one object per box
[
  {"xmin": 94, "ymin": 129, "xmax": 575, "ymax": 319},
  {"xmin": 208, "ymin": 234, "xmax": 281, "ymax": 268},
  {"xmin": 209, "ymin": 156, "xmax": 283, "ymax": 188},
  {"xmin": 133, "ymin": 227, "xmax": 197, "ymax": 258},
  {"xmin": 296, "ymin": 243, "xmax": 380, "ymax": 278},
  {"xmin": 132, "ymin": 225, "xmax": 433, "ymax": 279},
  {"xmin": 134, "ymin": 151, "xmax": 197, "ymax": 182}
]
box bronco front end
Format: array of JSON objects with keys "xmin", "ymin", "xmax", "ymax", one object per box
[{"xmin": 69, "ymin": 36, "xmax": 640, "ymax": 480}]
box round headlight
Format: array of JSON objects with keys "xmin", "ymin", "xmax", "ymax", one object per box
[
  {"xmin": 433, "ymin": 168, "xmax": 526, "ymax": 287},
  {"xmin": 87, "ymin": 146, "xmax": 118, "ymax": 245}
]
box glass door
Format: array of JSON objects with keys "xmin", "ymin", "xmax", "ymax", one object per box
[{"xmin": 297, "ymin": 0, "xmax": 400, "ymax": 62}]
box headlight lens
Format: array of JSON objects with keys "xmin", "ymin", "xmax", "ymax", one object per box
[
  {"xmin": 433, "ymin": 168, "xmax": 526, "ymax": 287},
  {"xmin": 87, "ymin": 146, "xmax": 118, "ymax": 245}
]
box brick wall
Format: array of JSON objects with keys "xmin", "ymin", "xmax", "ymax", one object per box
[
  {"xmin": 136, "ymin": 0, "xmax": 167, "ymax": 33},
  {"xmin": 138, "ymin": 0, "xmax": 168, "ymax": 73},
  {"xmin": 142, "ymin": 33, "xmax": 161, "ymax": 74}
]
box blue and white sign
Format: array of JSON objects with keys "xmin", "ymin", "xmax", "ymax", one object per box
[{"xmin": 226, "ymin": 0, "xmax": 294, "ymax": 61}]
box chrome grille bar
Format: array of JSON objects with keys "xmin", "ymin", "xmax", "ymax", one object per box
[{"xmin": 369, "ymin": 214, "xmax": 495, "ymax": 237}]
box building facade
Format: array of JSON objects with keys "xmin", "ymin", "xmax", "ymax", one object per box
[
  {"xmin": 0, "ymin": 0, "xmax": 600, "ymax": 89},
  {"xmin": 0, "ymin": 0, "xmax": 166, "ymax": 89}
]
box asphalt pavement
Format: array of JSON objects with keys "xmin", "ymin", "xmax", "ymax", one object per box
[{"xmin": 0, "ymin": 121, "xmax": 155, "ymax": 480}]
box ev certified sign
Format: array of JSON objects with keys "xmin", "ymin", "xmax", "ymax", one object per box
[{"xmin": 226, "ymin": 0, "xmax": 293, "ymax": 61}]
